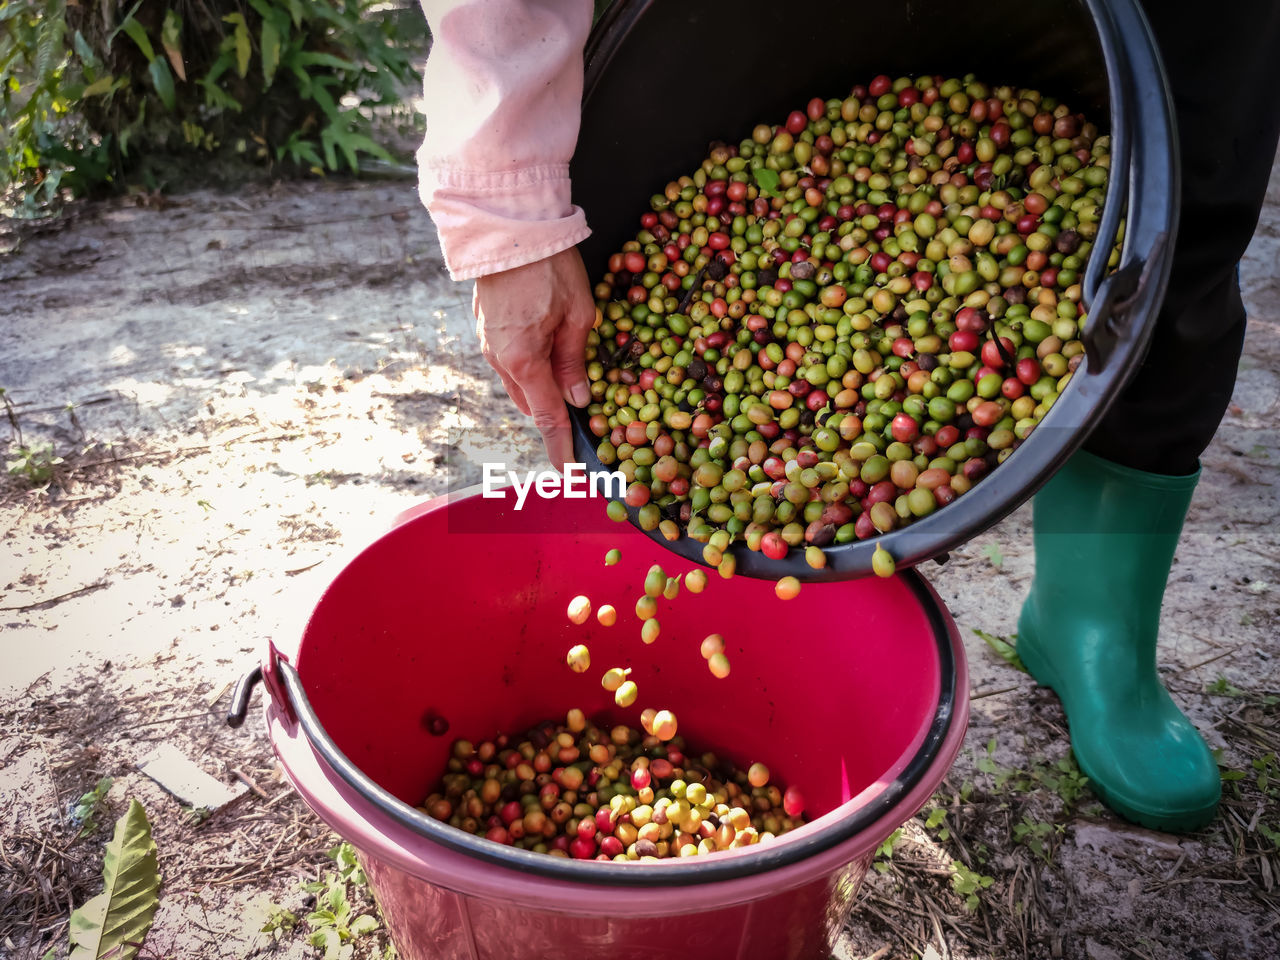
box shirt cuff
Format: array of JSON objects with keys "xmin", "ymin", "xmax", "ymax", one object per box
[{"xmin": 419, "ymin": 162, "xmax": 592, "ymax": 280}]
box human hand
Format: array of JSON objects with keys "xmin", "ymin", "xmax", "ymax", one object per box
[{"xmin": 473, "ymin": 247, "xmax": 597, "ymax": 470}]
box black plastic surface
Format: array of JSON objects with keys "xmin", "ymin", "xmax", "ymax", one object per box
[{"xmin": 567, "ymin": 0, "xmax": 1178, "ymax": 581}]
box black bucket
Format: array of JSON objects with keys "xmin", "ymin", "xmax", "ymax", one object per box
[{"xmin": 568, "ymin": 0, "xmax": 1177, "ymax": 580}]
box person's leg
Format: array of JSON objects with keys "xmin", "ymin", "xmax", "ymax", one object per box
[
  {"xmin": 1087, "ymin": 1, "xmax": 1280, "ymax": 474},
  {"xmin": 1018, "ymin": 0, "xmax": 1280, "ymax": 832}
]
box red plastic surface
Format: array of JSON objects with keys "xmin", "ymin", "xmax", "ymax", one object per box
[
  {"xmin": 267, "ymin": 488, "xmax": 967, "ymax": 959},
  {"xmin": 299, "ymin": 489, "xmax": 942, "ymax": 820}
]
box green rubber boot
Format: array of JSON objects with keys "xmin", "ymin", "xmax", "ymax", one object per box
[{"xmin": 1017, "ymin": 449, "xmax": 1220, "ymax": 832}]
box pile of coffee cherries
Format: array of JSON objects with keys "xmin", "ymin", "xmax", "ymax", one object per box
[
  {"xmin": 584, "ymin": 74, "xmax": 1114, "ymax": 567},
  {"xmin": 420, "ymin": 709, "xmax": 806, "ymax": 860}
]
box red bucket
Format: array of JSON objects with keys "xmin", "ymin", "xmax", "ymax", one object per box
[{"xmin": 256, "ymin": 489, "xmax": 968, "ymax": 959}]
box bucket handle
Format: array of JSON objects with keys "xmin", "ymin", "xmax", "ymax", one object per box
[
  {"xmin": 226, "ymin": 641, "xmax": 296, "ymax": 727},
  {"xmin": 226, "ymin": 665, "xmax": 261, "ymax": 728},
  {"xmin": 225, "ymin": 499, "xmax": 451, "ymax": 731}
]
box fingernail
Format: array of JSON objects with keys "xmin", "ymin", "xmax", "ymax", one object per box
[{"xmin": 570, "ymin": 382, "xmax": 590, "ymax": 407}]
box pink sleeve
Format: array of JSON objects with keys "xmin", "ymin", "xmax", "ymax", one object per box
[{"xmin": 417, "ymin": 0, "xmax": 594, "ymax": 280}]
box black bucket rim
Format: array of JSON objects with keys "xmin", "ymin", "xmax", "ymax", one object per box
[
  {"xmin": 272, "ymin": 557, "xmax": 960, "ymax": 888},
  {"xmin": 568, "ymin": 0, "xmax": 1178, "ymax": 582}
]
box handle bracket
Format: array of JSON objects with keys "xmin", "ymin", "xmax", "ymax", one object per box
[
  {"xmin": 262, "ymin": 641, "xmax": 297, "ymax": 725},
  {"xmin": 1082, "ymin": 231, "xmax": 1167, "ymax": 372},
  {"xmin": 226, "ymin": 642, "xmax": 297, "ymax": 728}
]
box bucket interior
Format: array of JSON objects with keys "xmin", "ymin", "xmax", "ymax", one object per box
[
  {"xmin": 295, "ymin": 492, "xmax": 951, "ymax": 828},
  {"xmin": 574, "ymin": 0, "xmax": 1110, "ymax": 278}
]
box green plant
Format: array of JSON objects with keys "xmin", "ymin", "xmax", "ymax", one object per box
[
  {"xmin": 259, "ymin": 902, "xmax": 298, "ymax": 940},
  {"xmin": 922, "ymin": 806, "xmax": 951, "ymax": 841},
  {"xmin": 1039, "ymin": 754, "xmax": 1090, "ymax": 809},
  {"xmin": 974, "ymin": 737, "xmax": 1025, "ymax": 790},
  {"xmin": 181, "ymin": 804, "xmax": 212, "ymax": 825},
  {"xmin": 1206, "ymin": 675, "xmax": 1245, "ymax": 697},
  {"xmin": 871, "ymin": 827, "xmax": 901, "ymax": 874},
  {"xmin": 1250, "ymin": 752, "xmax": 1279, "ymax": 796},
  {"xmin": 300, "ymin": 873, "xmax": 380, "ymax": 959},
  {"xmin": 1258, "ymin": 823, "xmax": 1280, "ymax": 849},
  {"xmin": 973, "ymin": 738, "xmax": 1091, "ymax": 811},
  {"xmin": 2, "ymin": 1, "xmax": 92, "ymax": 210},
  {"xmin": 328, "ymin": 841, "xmax": 366, "ymax": 885},
  {"xmin": 69, "ymin": 776, "xmax": 114, "ymax": 838},
  {"xmin": 1, "ymin": 0, "xmax": 128, "ymax": 209},
  {"xmin": 67, "ymin": 799, "xmax": 162, "ymax": 960},
  {"xmin": 1013, "ymin": 816, "xmax": 1058, "ymax": 863},
  {"xmin": 973, "ymin": 629, "xmax": 1026, "ymax": 673},
  {"xmin": 948, "ymin": 859, "xmax": 994, "ymax": 911},
  {"xmin": 6, "ymin": 439, "xmax": 63, "ymax": 485},
  {"xmin": 259, "ymin": 842, "xmax": 382, "ymax": 958},
  {"xmin": 2, "ymin": 0, "xmax": 423, "ymax": 210},
  {"xmin": 754, "ymin": 166, "xmax": 780, "ymax": 198}
]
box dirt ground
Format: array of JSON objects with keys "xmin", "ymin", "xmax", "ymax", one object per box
[{"xmin": 1, "ymin": 150, "xmax": 1277, "ymax": 960}]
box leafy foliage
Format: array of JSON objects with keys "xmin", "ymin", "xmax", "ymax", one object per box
[
  {"xmin": 301, "ymin": 873, "xmax": 381, "ymax": 959},
  {"xmin": 67, "ymin": 799, "xmax": 162, "ymax": 960},
  {"xmin": 1206, "ymin": 674, "xmax": 1244, "ymax": 698},
  {"xmin": 949, "ymin": 859, "xmax": 994, "ymax": 911},
  {"xmin": 753, "ymin": 166, "xmax": 780, "ymax": 197},
  {"xmin": 328, "ymin": 840, "xmax": 367, "ymax": 886},
  {"xmin": 974, "ymin": 737, "xmax": 1090, "ymax": 810},
  {"xmin": 259, "ymin": 842, "xmax": 386, "ymax": 959},
  {"xmin": 870, "ymin": 826, "xmax": 902, "ymax": 874},
  {"xmin": 1012, "ymin": 815, "xmax": 1059, "ymax": 863},
  {"xmin": 974, "ymin": 628, "xmax": 1026, "ymax": 674},
  {"xmin": 69, "ymin": 776, "xmax": 114, "ymax": 838},
  {"xmin": 922, "ymin": 805, "xmax": 951, "ymax": 840},
  {"xmin": 2, "ymin": 0, "xmax": 423, "ymax": 211},
  {"xmin": 259, "ymin": 901, "xmax": 298, "ymax": 940},
  {"xmin": 6, "ymin": 438, "xmax": 63, "ymax": 485}
]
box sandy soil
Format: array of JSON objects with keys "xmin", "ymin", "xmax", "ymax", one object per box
[{"xmin": 1, "ymin": 153, "xmax": 1277, "ymax": 960}]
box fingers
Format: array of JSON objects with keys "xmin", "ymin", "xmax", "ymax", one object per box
[
  {"xmin": 516, "ymin": 360, "xmax": 575, "ymax": 471},
  {"xmin": 494, "ymin": 366, "xmax": 530, "ymax": 417},
  {"xmin": 471, "ymin": 250, "xmax": 594, "ymax": 470},
  {"xmin": 539, "ymin": 425, "xmax": 576, "ymax": 474},
  {"xmin": 549, "ymin": 250, "xmax": 596, "ymax": 408},
  {"xmin": 476, "ymin": 297, "xmax": 531, "ymax": 416},
  {"xmin": 552, "ymin": 302, "xmax": 593, "ymax": 408}
]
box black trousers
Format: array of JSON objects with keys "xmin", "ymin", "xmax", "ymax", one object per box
[{"xmin": 1084, "ymin": 0, "xmax": 1280, "ymax": 476}]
